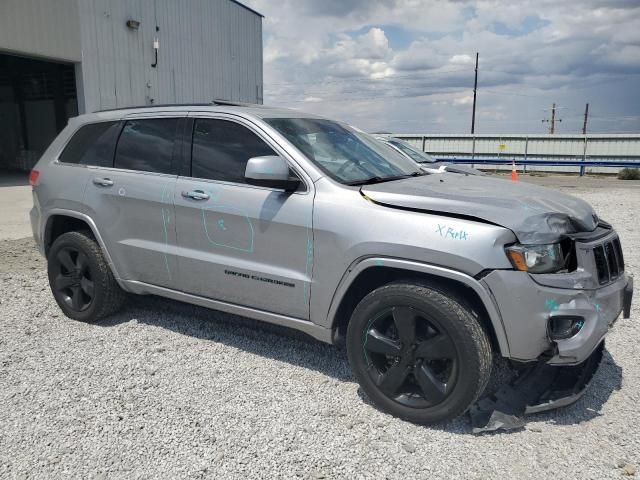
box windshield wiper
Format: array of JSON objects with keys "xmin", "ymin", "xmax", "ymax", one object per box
[{"xmin": 347, "ymin": 172, "xmax": 423, "ymax": 186}]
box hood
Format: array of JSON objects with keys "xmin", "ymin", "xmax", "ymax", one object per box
[{"xmin": 362, "ymin": 173, "xmax": 598, "ymax": 243}]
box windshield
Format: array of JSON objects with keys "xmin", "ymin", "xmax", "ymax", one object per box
[
  {"xmin": 264, "ymin": 118, "xmax": 423, "ymax": 185},
  {"xmin": 387, "ymin": 139, "xmax": 437, "ymax": 163}
]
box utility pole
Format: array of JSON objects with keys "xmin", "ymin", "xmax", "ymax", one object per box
[
  {"xmin": 471, "ymin": 52, "xmax": 478, "ymax": 134},
  {"xmin": 542, "ymin": 103, "xmax": 562, "ymax": 134},
  {"xmin": 582, "ymin": 103, "xmax": 589, "ymax": 134}
]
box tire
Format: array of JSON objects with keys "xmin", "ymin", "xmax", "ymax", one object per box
[
  {"xmin": 346, "ymin": 282, "xmax": 492, "ymax": 424},
  {"xmin": 47, "ymin": 230, "xmax": 126, "ymax": 323}
]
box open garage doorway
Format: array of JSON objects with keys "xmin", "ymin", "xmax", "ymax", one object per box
[{"xmin": 0, "ymin": 54, "xmax": 78, "ymax": 184}]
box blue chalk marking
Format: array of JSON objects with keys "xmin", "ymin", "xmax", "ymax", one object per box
[
  {"xmin": 446, "ymin": 227, "xmax": 456, "ymax": 239},
  {"xmin": 160, "ymin": 182, "xmax": 173, "ymax": 279},
  {"xmin": 196, "ymin": 186, "xmax": 254, "ymax": 252},
  {"xmin": 202, "ymin": 205, "xmax": 254, "ymax": 253},
  {"xmin": 161, "ymin": 208, "xmax": 172, "ymax": 279},
  {"xmin": 518, "ymin": 199, "xmax": 546, "ymax": 213},
  {"xmin": 375, "ymin": 260, "xmax": 384, "ymax": 267},
  {"xmin": 303, "ymin": 212, "xmax": 313, "ymax": 304},
  {"xmin": 436, "ymin": 223, "xmax": 470, "ymax": 241},
  {"xmin": 545, "ymin": 299, "xmax": 559, "ymax": 311}
]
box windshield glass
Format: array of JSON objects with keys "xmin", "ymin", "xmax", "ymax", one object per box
[
  {"xmin": 387, "ymin": 139, "xmax": 437, "ymax": 163},
  {"xmin": 264, "ymin": 118, "xmax": 423, "ymax": 185}
]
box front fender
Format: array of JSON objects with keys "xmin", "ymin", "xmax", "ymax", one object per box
[{"xmin": 325, "ymin": 257, "xmax": 511, "ymax": 357}]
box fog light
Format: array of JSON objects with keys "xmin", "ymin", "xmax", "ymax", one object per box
[{"xmin": 548, "ymin": 316, "xmax": 584, "ymax": 340}]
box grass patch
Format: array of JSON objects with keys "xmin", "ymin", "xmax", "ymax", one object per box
[{"xmin": 618, "ymin": 168, "xmax": 640, "ymax": 180}]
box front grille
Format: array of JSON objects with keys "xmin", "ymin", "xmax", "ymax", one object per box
[{"xmin": 593, "ymin": 236, "xmax": 624, "ymax": 285}]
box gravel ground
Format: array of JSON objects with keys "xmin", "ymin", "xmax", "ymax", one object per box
[{"xmin": 0, "ymin": 186, "xmax": 638, "ymax": 479}]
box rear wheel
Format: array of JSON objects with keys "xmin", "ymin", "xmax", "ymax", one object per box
[
  {"xmin": 346, "ymin": 282, "xmax": 492, "ymax": 424},
  {"xmin": 47, "ymin": 230, "xmax": 125, "ymax": 322}
]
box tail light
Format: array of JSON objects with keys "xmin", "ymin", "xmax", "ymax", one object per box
[{"xmin": 29, "ymin": 169, "xmax": 40, "ymax": 186}]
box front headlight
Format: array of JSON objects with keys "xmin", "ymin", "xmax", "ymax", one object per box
[{"xmin": 505, "ymin": 244, "xmax": 564, "ymax": 273}]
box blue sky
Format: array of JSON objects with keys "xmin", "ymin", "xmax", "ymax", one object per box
[{"xmin": 245, "ymin": 0, "xmax": 640, "ymax": 134}]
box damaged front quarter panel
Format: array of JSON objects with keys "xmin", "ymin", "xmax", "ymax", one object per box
[{"xmin": 482, "ymin": 268, "xmax": 629, "ymax": 365}]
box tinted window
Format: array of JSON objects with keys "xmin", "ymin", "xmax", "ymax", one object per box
[
  {"xmin": 59, "ymin": 121, "xmax": 121, "ymax": 167},
  {"xmin": 114, "ymin": 118, "xmax": 179, "ymax": 173},
  {"xmin": 191, "ymin": 119, "xmax": 275, "ymax": 183}
]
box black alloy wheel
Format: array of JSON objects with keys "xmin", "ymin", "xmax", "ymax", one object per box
[
  {"xmin": 362, "ymin": 306, "xmax": 458, "ymax": 408},
  {"xmin": 51, "ymin": 246, "xmax": 94, "ymax": 312},
  {"xmin": 346, "ymin": 282, "xmax": 492, "ymax": 424},
  {"xmin": 47, "ymin": 230, "xmax": 125, "ymax": 323}
]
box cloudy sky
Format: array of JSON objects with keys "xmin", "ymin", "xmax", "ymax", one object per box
[{"xmin": 243, "ymin": 0, "xmax": 640, "ymax": 134}]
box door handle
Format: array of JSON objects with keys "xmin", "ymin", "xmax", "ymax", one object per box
[
  {"xmin": 182, "ymin": 189, "xmax": 210, "ymax": 201},
  {"xmin": 93, "ymin": 177, "xmax": 114, "ymax": 187}
]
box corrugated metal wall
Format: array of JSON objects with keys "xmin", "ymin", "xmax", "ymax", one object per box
[
  {"xmin": 393, "ymin": 134, "xmax": 640, "ymax": 173},
  {"xmin": 0, "ymin": 0, "xmax": 81, "ymax": 62},
  {"xmin": 77, "ymin": 0, "xmax": 263, "ymax": 112}
]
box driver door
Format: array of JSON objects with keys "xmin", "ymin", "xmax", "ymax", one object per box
[{"xmin": 173, "ymin": 115, "xmax": 314, "ymax": 320}]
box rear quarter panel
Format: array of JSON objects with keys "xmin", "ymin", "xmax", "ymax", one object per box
[
  {"xmin": 32, "ymin": 112, "xmax": 125, "ymax": 251},
  {"xmin": 32, "ymin": 119, "xmax": 91, "ymax": 247}
]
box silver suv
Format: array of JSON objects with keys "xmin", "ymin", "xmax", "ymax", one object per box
[
  {"xmin": 376, "ymin": 136, "xmax": 482, "ymax": 176},
  {"xmin": 30, "ymin": 103, "xmax": 633, "ymax": 425}
]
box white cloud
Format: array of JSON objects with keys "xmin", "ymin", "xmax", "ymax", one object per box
[
  {"xmin": 453, "ymin": 95, "xmax": 474, "ymax": 106},
  {"xmin": 450, "ymin": 54, "xmax": 474, "ymax": 65},
  {"xmin": 244, "ymin": 0, "xmax": 640, "ymax": 134}
]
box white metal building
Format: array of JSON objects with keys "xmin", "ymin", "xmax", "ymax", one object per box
[
  {"xmin": 0, "ymin": 0, "xmax": 263, "ymax": 174},
  {"xmin": 393, "ymin": 133, "xmax": 640, "ymax": 174}
]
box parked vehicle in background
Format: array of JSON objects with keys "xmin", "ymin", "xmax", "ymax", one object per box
[
  {"xmin": 377, "ymin": 136, "xmax": 483, "ymax": 175},
  {"xmin": 30, "ymin": 103, "xmax": 633, "ymax": 425}
]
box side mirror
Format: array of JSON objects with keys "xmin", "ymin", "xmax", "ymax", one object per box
[{"xmin": 245, "ymin": 155, "xmax": 300, "ymax": 192}]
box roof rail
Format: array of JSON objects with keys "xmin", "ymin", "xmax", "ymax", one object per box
[
  {"xmin": 95, "ymin": 100, "xmax": 268, "ymax": 113},
  {"xmin": 96, "ymin": 103, "xmax": 214, "ymax": 113},
  {"xmin": 212, "ymin": 98, "xmax": 268, "ymax": 108}
]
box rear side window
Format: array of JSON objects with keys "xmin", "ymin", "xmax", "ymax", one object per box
[
  {"xmin": 59, "ymin": 121, "xmax": 121, "ymax": 167},
  {"xmin": 114, "ymin": 118, "xmax": 179, "ymax": 174},
  {"xmin": 191, "ymin": 119, "xmax": 275, "ymax": 183}
]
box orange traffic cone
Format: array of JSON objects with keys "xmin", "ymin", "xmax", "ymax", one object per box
[{"xmin": 511, "ymin": 159, "xmax": 519, "ymax": 182}]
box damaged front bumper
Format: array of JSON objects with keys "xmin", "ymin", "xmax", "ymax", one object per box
[
  {"xmin": 470, "ymin": 228, "xmax": 632, "ymax": 433},
  {"xmin": 471, "ymin": 341, "xmax": 605, "ymax": 433},
  {"xmin": 482, "ymin": 269, "xmax": 632, "ymax": 365}
]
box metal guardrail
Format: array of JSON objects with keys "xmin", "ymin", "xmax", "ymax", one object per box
[
  {"xmin": 391, "ymin": 134, "xmax": 640, "ymax": 176},
  {"xmin": 439, "ymin": 157, "xmax": 640, "ymax": 168}
]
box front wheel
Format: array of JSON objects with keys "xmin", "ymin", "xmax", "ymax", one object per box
[{"xmin": 346, "ymin": 282, "xmax": 492, "ymax": 424}]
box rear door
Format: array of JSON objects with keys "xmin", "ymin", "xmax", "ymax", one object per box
[
  {"xmin": 173, "ymin": 114, "xmax": 314, "ymax": 319},
  {"xmin": 83, "ymin": 113, "xmax": 186, "ymax": 288}
]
